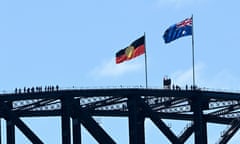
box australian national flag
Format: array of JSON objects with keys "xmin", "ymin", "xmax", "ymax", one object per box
[{"xmin": 163, "ymin": 17, "xmax": 192, "ymax": 43}]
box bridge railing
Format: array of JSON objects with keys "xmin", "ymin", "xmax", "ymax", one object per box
[{"xmin": 1, "ymin": 85, "xmax": 240, "ymax": 95}]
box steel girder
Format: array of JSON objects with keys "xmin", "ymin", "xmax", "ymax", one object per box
[{"xmin": 0, "ymin": 88, "xmax": 240, "ymax": 144}]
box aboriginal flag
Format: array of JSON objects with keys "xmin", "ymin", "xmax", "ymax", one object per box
[{"xmin": 116, "ymin": 36, "xmax": 145, "ymax": 64}]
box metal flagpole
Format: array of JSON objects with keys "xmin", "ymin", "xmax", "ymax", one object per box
[
  {"xmin": 191, "ymin": 15, "xmax": 196, "ymax": 88},
  {"xmin": 144, "ymin": 32, "xmax": 148, "ymax": 88}
]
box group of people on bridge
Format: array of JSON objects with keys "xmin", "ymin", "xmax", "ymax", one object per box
[
  {"xmin": 15, "ymin": 85, "xmax": 59, "ymax": 94},
  {"xmin": 163, "ymin": 77, "xmax": 198, "ymax": 91}
]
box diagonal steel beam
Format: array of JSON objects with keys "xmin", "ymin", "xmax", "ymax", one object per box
[
  {"xmin": 139, "ymin": 98, "xmax": 182, "ymax": 144},
  {"xmin": 179, "ymin": 123, "xmax": 194, "ymax": 143},
  {"xmin": 218, "ymin": 119, "xmax": 240, "ymax": 144},
  {"xmin": 0, "ymin": 101, "xmax": 43, "ymax": 144},
  {"xmin": 73, "ymin": 104, "xmax": 116, "ymax": 144}
]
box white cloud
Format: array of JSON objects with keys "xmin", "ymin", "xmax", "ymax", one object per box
[
  {"xmin": 202, "ymin": 69, "xmax": 240, "ymax": 91},
  {"xmin": 170, "ymin": 62, "xmax": 205, "ymax": 86},
  {"xmin": 91, "ymin": 58, "xmax": 143, "ymax": 78},
  {"xmin": 169, "ymin": 62, "xmax": 240, "ymax": 91}
]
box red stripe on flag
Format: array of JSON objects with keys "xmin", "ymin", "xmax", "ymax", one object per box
[{"xmin": 116, "ymin": 44, "xmax": 145, "ymax": 64}]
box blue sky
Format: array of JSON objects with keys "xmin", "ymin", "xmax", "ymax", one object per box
[{"xmin": 0, "ymin": 0, "xmax": 240, "ymax": 143}]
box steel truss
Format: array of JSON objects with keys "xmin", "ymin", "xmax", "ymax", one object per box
[{"xmin": 0, "ymin": 88, "xmax": 240, "ymax": 144}]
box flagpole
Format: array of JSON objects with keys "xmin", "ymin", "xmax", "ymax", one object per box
[
  {"xmin": 191, "ymin": 15, "xmax": 196, "ymax": 88},
  {"xmin": 144, "ymin": 32, "xmax": 148, "ymax": 88}
]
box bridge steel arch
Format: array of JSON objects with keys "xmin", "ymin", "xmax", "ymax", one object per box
[{"xmin": 0, "ymin": 88, "xmax": 240, "ymax": 144}]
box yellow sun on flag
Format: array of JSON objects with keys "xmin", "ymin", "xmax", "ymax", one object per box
[{"xmin": 125, "ymin": 46, "xmax": 134, "ymax": 58}]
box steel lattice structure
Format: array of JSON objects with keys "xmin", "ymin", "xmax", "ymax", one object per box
[{"xmin": 0, "ymin": 88, "xmax": 240, "ymax": 144}]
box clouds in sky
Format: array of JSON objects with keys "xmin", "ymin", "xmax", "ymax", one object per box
[
  {"xmin": 91, "ymin": 59, "xmax": 240, "ymax": 91},
  {"xmin": 91, "ymin": 58, "xmax": 143, "ymax": 78},
  {"xmin": 170, "ymin": 62, "xmax": 240, "ymax": 91},
  {"xmin": 170, "ymin": 62, "xmax": 205, "ymax": 86}
]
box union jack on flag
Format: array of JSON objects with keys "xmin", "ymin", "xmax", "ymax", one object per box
[
  {"xmin": 163, "ymin": 17, "xmax": 193, "ymax": 43},
  {"xmin": 177, "ymin": 17, "xmax": 192, "ymax": 28}
]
